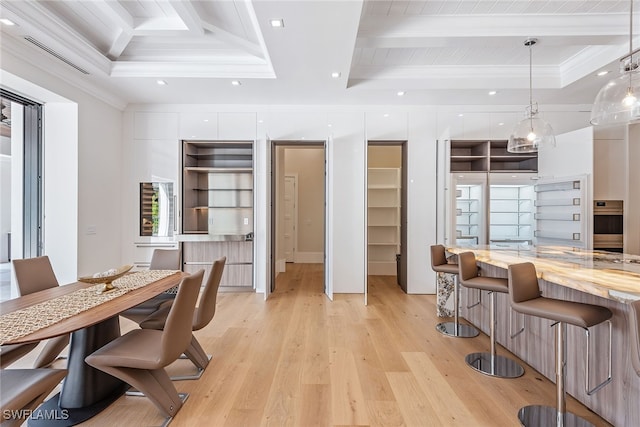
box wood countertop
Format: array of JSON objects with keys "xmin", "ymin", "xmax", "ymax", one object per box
[{"xmin": 445, "ymin": 245, "xmax": 640, "ymax": 303}]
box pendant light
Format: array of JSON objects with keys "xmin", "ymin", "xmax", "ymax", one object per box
[
  {"xmin": 590, "ymin": 0, "xmax": 640, "ymax": 125},
  {"xmin": 507, "ymin": 38, "xmax": 556, "ymax": 153}
]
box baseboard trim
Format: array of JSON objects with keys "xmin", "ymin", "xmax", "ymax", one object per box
[{"xmin": 295, "ymin": 252, "xmax": 324, "ymax": 264}]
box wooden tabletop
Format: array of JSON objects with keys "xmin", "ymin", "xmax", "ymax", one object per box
[{"xmin": 0, "ymin": 271, "xmax": 186, "ymax": 344}]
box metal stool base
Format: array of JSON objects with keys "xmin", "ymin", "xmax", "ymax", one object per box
[
  {"xmin": 465, "ymin": 352, "xmax": 524, "ymax": 378},
  {"xmin": 435, "ymin": 322, "xmax": 479, "ymax": 338},
  {"xmin": 518, "ymin": 405, "xmax": 594, "ymax": 427}
]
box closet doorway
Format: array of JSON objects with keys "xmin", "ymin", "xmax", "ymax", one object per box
[
  {"xmin": 270, "ymin": 141, "xmax": 327, "ymax": 295},
  {"xmin": 366, "ymin": 142, "xmax": 407, "ymax": 302}
]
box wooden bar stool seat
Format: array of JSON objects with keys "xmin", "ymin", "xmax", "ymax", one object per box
[
  {"xmin": 458, "ymin": 251, "xmax": 524, "ymax": 378},
  {"xmin": 508, "ymin": 262, "xmax": 613, "ymax": 427},
  {"xmin": 430, "ymin": 245, "xmax": 479, "ymax": 338}
]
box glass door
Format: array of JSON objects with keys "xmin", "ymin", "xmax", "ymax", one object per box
[{"xmin": 451, "ymin": 174, "xmax": 487, "ymax": 246}]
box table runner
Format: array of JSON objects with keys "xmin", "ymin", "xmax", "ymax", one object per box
[{"xmin": 0, "ymin": 270, "xmax": 179, "ymax": 345}]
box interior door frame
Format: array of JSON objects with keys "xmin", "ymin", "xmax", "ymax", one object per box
[
  {"xmin": 270, "ymin": 140, "xmax": 328, "ymax": 296},
  {"xmin": 365, "ymin": 140, "xmax": 408, "ymax": 304}
]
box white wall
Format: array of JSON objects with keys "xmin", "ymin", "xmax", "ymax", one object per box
[
  {"xmin": 43, "ymin": 103, "xmax": 78, "ymax": 283},
  {"xmin": 1, "ymin": 49, "xmax": 123, "ymax": 282}
]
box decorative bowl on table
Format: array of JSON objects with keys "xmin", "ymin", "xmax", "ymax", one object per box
[{"xmin": 78, "ymin": 264, "xmax": 133, "ymax": 294}]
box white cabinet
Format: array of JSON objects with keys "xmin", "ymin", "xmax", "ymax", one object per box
[
  {"xmin": 368, "ymin": 168, "xmax": 400, "ymax": 275},
  {"xmin": 179, "ymin": 112, "xmax": 218, "ymax": 140},
  {"xmin": 131, "ymin": 139, "xmax": 179, "ymax": 183}
]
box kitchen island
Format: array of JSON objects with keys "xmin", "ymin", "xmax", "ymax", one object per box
[{"xmin": 445, "ymin": 245, "xmax": 640, "ymax": 427}]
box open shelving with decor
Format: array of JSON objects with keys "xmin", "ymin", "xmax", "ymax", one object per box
[
  {"xmin": 368, "ymin": 167, "xmax": 400, "ymax": 275},
  {"xmin": 181, "ymin": 140, "xmax": 254, "ymax": 289}
]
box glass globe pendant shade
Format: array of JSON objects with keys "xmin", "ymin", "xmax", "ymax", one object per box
[
  {"xmin": 507, "ymin": 109, "xmax": 556, "ymax": 153},
  {"xmin": 590, "ymin": 70, "xmax": 640, "ymax": 125}
]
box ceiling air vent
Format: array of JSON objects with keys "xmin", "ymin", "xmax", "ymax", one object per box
[{"xmin": 24, "ymin": 36, "xmax": 90, "ymax": 75}]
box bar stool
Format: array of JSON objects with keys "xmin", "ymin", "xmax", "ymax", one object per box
[
  {"xmin": 458, "ymin": 251, "xmax": 524, "ymax": 378},
  {"xmin": 508, "ymin": 262, "xmax": 612, "ymax": 427},
  {"xmin": 630, "ymin": 299, "xmax": 640, "ymax": 376},
  {"xmin": 430, "ymin": 245, "xmax": 479, "ymax": 338}
]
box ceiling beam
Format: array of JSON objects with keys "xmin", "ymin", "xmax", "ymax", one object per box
[
  {"xmin": 201, "ymin": 21, "xmax": 264, "ymax": 58},
  {"xmin": 91, "ymin": 0, "xmax": 134, "ymax": 59},
  {"xmin": 169, "ymin": 0, "xmax": 205, "ymax": 36},
  {"xmin": 357, "ymin": 14, "xmax": 630, "ymax": 40}
]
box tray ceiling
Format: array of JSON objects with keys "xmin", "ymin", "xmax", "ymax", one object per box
[{"xmin": 0, "ymin": 0, "xmax": 637, "ymax": 107}]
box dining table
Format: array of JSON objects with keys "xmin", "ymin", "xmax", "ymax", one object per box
[{"xmin": 0, "ymin": 269, "xmax": 186, "ymax": 426}]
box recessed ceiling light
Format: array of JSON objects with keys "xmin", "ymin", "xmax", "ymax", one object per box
[
  {"xmin": 458, "ymin": 113, "xmax": 464, "ymax": 117},
  {"xmin": 258, "ymin": 119, "xmax": 264, "ymax": 124},
  {"xmin": 383, "ymin": 113, "xmax": 389, "ymax": 117},
  {"xmin": 397, "ymin": 91, "xmax": 406, "ymax": 96},
  {"xmin": 331, "ymin": 72, "xmax": 341, "ymax": 78},
  {"xmin": 498, "ymin": 122, "xmax": 505, "ymax": 126},
  {"xmin": 270, "ymin": 19, "xmax": 284, "ymax": 28},
  {"xmin": 328, "ymin": 124, "xmax": 332, "ymax": 127},
  {"xmin": 203, "ymin": 119, "xmax": 209, "ymax": 122},
  {"xmin": 0, "ymin": 18, "xmax": 15, "ymax": 26},
  {"xmin": 156, "ymin": 79, "xmax": 167, "ymax": 86},
  {"xmin": 488, "ymin": 90, "xmax": 497, "ymax": 95},
  {"xmin": 231, "ymin": 80, "xmax": 241, "ymax": 86},
  {"xmin": 596, "ymin": 70, "xmax": 610, "ymax": 77}
]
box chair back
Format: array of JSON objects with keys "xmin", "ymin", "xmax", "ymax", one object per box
[
  {"xmin": 457, "ymin": 252, "xmax": 479, "ymax": 283},
  {"xmin": 160, "ymin": 270, "xmax": 204, "ymax": 364},
  {"xmin": 150, "ymin": 249, "xmax": 181, "ymax": 270},
  {"xmin": 12, "ymin": 256, "xmax": 59, "ymax": 296},
  {"xmin": 430, "ymin": 245, "xmax": 448, "ymax": 270},
  {"xmin": 507, "ymin": 262, "xmax": 541, "ymax": 304},
  {"xmin": 193, "ymin": 257, "xmax": 226, "ymax": 331},
  {"xmin": 630, "ymin": 300, "xmax": 640, "ymax": 376}
]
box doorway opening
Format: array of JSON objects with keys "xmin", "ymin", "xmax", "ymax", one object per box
[
  {"xmin": 270, "ymin": 141, "xmax": 326, "ymax": 295},
  {"xmin": 366, "ymin": 142, "xmax": 407, "ymax": 298},
  {"xmin": 1, "ymin": 90, "xmax": 43, "ymax": 302}
]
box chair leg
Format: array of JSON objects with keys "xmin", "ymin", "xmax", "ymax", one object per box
[
  {"xmin": 436, "ymin": 275, "xmax": 479, "ymax": 338},
  {"xmin": 33, "ymin": 335, "xmax": 70, "ymax": 368},
  {"xmin": 97, "ymin": 365, "xmax": 184, "ymax": 418},
  {"xmin": 171, "ymin": 335, "xmax": 212, "ymax": 381},
  {"xmin": 518, "ymin": 322, "xmax": 595, "ymax": 427},
  {"xmin": 465, "ymin": 291, "xmax": 524, "ymax": 378}
]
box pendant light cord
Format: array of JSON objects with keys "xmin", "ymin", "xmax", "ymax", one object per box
[{"xmin": 529, "ymin": 41, "xmax": 533, "ymax": 111}]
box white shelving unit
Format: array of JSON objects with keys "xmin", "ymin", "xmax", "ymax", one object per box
[
  {"xmin": 455, "ymin": 185, "xmax": 483, "ymax": 246},
  {"xmin": 534, "ymin": 177, "xmax": 587, "ymax": 248},
  {"xmin": 368, "ymin": 168, "xmax": 400, "ymax": 275},
  {"xmin": 489, "ymin": 185, "xmax": 534, "ymax": 247}
]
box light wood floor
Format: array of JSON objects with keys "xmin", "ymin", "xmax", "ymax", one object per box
[{"xmin": 17, "ymin": 263, "xmax": 610, "ymax": 426}]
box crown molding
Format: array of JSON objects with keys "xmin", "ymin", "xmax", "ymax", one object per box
[{"xmin": 1, "ymin": 35, "xmax": 127, "ymax": 110}]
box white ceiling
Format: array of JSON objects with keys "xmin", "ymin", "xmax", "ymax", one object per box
[{"xmin": 0, "ymin": 0, "xmax": 638, "ymax": 108}]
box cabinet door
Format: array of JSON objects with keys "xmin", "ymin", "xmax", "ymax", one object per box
[{"xmin": 132, "ymin": 139, "xmax": 179, "ymax": 183}]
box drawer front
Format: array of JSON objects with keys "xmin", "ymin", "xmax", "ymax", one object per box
[
  {"xmin": 183, "ymin": 263, "xmax": 252, "ymax": 289},
  {"xmin": 132, "ymin": 242, "xmax": 179, "ymax": 267},
  {"xmin": 182, "ymin": 241, "xmax": 252, "ymax": 263}
]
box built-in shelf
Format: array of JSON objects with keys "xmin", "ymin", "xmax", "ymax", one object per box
[
  {"xmin": 450, "ymin": 140, "xmax": 538, "ymax": 172},
  {"xmin": 368, "ymin": 167, "xmax": 401, "ymax": 275},
  {"xmin": 534, "ymin": 177, "xmax": 586, "ymax": 248},
  {"xmin": 534, "ymin": 198, "xmax": 581, "ymax": 207}
]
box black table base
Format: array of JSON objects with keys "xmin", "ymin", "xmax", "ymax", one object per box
[{"xmin": 29, "ymin": 316, "xmax": 127, "ymax": 426}]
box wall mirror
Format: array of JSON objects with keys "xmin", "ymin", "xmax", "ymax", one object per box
[{"xmin": 140, "ymin": 182, "xmax": 175, "ymax": 236}]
